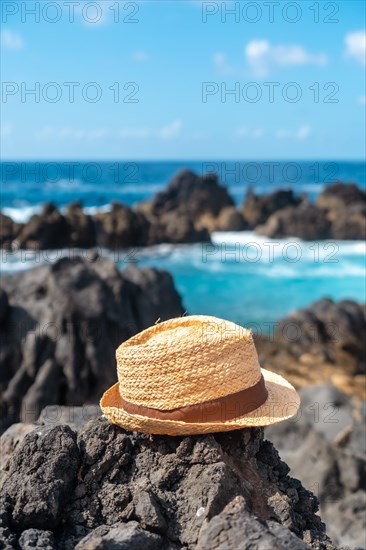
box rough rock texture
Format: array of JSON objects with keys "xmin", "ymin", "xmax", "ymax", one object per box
[
  {"xmin": 256, "ymin": 298, "xmax": 366, "ymax": 398},
  {"xmin": 0, "ymin": 422, "xmax": 36, "ymax": 486},
  {"xmin": 196, "ymin": 495, "xmax": 310, "ymax": 550},
  {"xmin": 242, "ymin": 188, "xmax": 301, "ymax": 228},
  {"xmin": 266, "ymin": 385, "xmax": 366, "ymax": 549},
  {"xmin": 0, "ymin": 416, "xmax": 337, "ymax": 550},
  {"xmin": 0, "ymin": 256, "xmax": 184, "ymax": 432},
  {"xmin": 1, "ymin": 425, "xmax": 79, "ymax": 530},
  {"xmin": 18, "ymin": 529, "xmax": 55, "ymax": 550}
]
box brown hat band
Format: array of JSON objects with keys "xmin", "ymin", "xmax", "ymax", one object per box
[{"xmin": 119, "ymin": 375, "xmax": 268, "ymax": 424}]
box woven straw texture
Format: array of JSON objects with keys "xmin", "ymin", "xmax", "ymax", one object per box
[
  {"xmin": 116, "ymin": 315, "xmax": 261, "ymax": 409},
  {"xmin": 100, "ymin": 369, "xmax": 300, "ymax": 435},
  {"xmin": 101, "ymin": 315, "xmax": 301, "ymax": 435}
]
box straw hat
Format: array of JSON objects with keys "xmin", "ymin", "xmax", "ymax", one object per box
[{"xmin": 100, "ymin": 315, "xmax": 300, "ymax": 435}]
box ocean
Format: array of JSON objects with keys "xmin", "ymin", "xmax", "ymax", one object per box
[{"xmin": 1, "ymin": 160, "xmax": 365, "ymax": 327}]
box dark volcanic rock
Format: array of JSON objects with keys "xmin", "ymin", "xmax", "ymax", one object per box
[
  {"xmin": 256, "ymin": 203, "xmax": 331, "ymax": 240},
  {"xmin": 245, "ymin": 182, "xmax": 365, "ymax": 240},
  {"xmin": 328, "ymin": 203, "xmax": 366, "ymax": 240},
  {"xmin": 0, "ymin": 417, "xmax": 336, "ymax": 550},
  {"xmin": 0, "ymin": 287, "xmax": 9, "ymax": 323},
  {"xmin": 141, "ymin": 169, "xmax": 235, "ymax": 236},
  {"xmin": 148, "ymin": 212, "xmax": 211, "ymax": 245},
  {"xmin": 256, "ymin": 298, "xmax": 366, "ymax": 397},
  {"xmin": 317, "ymin": 182, "xmax": 366, "ymax": 211},
  {"xmin": 65, "ymin": 202, "xmax": 97, "ymax": 248},
  {"xmin": 94, "ymin": 202, "xmax": 150, "ymax": 249},
  {"xmin": 196, "ymin": 495, "xmax": 309, "ymax": 550},
  {"xmin": 18, "ymin": 529, "xmax": 55, "ymax": 550},
  {"xmin": 0, "ymin": 213, "xmax": 22, "ymax": 250},
  {"xmin": 266, "ymin": 385, "xmax": 366, "ymax": 549},
  {"xmin": 0, "ymin": 256, "xmax": 184, "ymax": 431},
  {"xmin": 75, "ymin": 522, "xmax": 163, "ymax": 550},
  {"xmin": 0, "ymin": 422, "xmax": 36, "ymax": 486},
  {"xmin": 1, "ymin": 425, "xmax": 79, "ymax": 530},
  {"xmin": 197, "ymin": 206, "xmax": 248, "ymax": 233},
  {"xmin": 16, "ymin": 203, "xmax": 71, "ymax": 250},
  {"xmin": 148, "ymin": 169, "xmax": 234, "ymax": 218},
  {"xmin": 316, "ymin": 183, "xmax": 366, "ymax": 241},
  {"xmin": 242, "ymin": 188, "xmax": 301, "ymax": 228}
]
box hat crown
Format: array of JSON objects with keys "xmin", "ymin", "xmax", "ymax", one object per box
[{"xmin": 116, "ymin": 315, "xmax": 262, "ymax": 410}]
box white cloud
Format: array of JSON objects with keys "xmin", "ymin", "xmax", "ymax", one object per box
[
  {"xmin": 159, "ymin": 119, "xmax": 182, "ymax": 140},
  {"xmin": 235, "ymin": 126, "xmax": 264, "ymax": 139},
  {"xmin": 132, "ymin": 50, "xmax": 149, "ymax": 62},
  {"xmin": 245, "ymin": 40, "xmax": 327, "ymax": 76},
  {"xmin": 35, "ymin": 127, "xmax": 108, "ymax": 141},
  {"xmin": 276, "ymin": 124, "xmax": 311, "ymax": 141},
  {"xmin": 345, "ymin": 31, "xmax": 366, "ymax": 66},
  {"xmin": 1, "ymin": 30, "xmax": 24, "ymax": 50},
  {"xmin": 358, "ymin": 95, "xmax": 366, "ymax": 105}
]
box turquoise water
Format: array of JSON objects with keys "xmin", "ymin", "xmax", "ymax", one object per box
[
  {"xmin": 132, "ymin": 233, "xmax": 366, "ymax": 328},
  {"xmin": 2, "ymin": 232, "xmax": 364, "ymax": 326},
  {"xmin": 1, "ymin": 161, "xmax": 365, "ymax": 325}
]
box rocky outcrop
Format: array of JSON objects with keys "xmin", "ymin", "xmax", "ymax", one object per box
[
  {"xmin": 242, "ymin": 188, "xmax": 301, "ymax": 228},
  {"xmin": 316, "ymin": 183, "xmax": 366, "ymax": 241},
  {"xmin": 266, "ymin": 385, "xmax": 366, "ymax": 549},
  {"xmin": 16, "ymin": 203, "xmax": 72, "ymax": 250},
  {"xmin": 94, "ymin": 202, "xmax": 150, "ymax": 248},
  {"xmin": 251, "ymin": 182, "xmax": 365, "ymax": 240},
  {"xmin": 255, "ymin": 203, "xmax": 332, "ymax": 240},
  {"xmin": 65, "ymin": 202, "xmax": 97, "ymax": 248},
  {"xmin": 256, "ymin": 298, "xmax": 366, "ymax": 399},
  {"xmin": 316, "ymin": 182, "xmax": 366, "ymax": 211},
  {"xmin": 145, "ymin": 169, "xmax": 234, "ymax": 218},
  {"xmin": 139, "ymin": 169, "xmax": 235, "ymax": 234},
  {"xmin": 0, "ymin": 256, "xmax": 184, "ymax": 432},
  {"xmin": 148, "ymin": 212, "xmax": 210, "ymax": 245},
  {"xmin": 0, "ymin": 213, "xmax": 21, "ymax": 250},
  {"xmin": 0, "ymin": 415, "xmax": 336, "ymax": 550},
  {"xmin": 1, "ymin": 178, "xmax": 365, "ymax": 247},
  {"xmin": 197, "ymin": 207, "xmax": 248, "ymax": 233}
]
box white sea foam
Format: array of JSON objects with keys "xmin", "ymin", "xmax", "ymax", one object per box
[
  {"xmin": 1, "ymin": 206, "xmax": 42, "ymax": 223},
  {"xmin": 83, "ymin": 204, "xmax": 112, "ymax": 215}
]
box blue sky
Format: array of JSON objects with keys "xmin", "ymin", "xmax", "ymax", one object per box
[{"xmin": 1, "ymin": 0, "xmax": 365, "ymax": 159}]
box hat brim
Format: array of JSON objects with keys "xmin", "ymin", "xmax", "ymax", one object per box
[{"xmin": 100, "ymin": 368, "xmax": 300, "ymax": 435}]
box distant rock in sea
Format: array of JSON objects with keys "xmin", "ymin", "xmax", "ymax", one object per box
[
  {"xmin": 0, "ymin": 173, "xmax": 365, "ymax": 249},
  {"xmin": 244, "ymin": 181, "xmax": 366, "ymax": 241}
]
